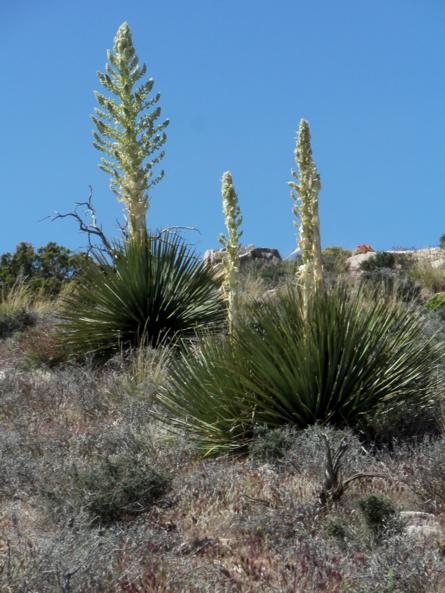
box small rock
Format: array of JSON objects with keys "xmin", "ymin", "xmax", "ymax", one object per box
[{"xmin": 401, "ymin": 511, "xmax": 445, "ymax": 541}]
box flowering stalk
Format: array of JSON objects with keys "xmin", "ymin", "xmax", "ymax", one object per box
[
  {"xmin": 219, "ymin": 171, "xmax": 243, "ymax": 334},
  {"xmin": 92, "ymin": 22, "xmax": 169, "ymax": 242},
  {"xmin": 289, "ymin": 119, "xmax": 324, "ymax": 316}
]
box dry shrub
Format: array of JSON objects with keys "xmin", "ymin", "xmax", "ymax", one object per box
[{"xmin": 19, "ymin": 322, "xmax": 69, "ymax": 367}]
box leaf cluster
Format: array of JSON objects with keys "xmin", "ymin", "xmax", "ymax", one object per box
[
  {"xmin": 156, "ymin": 283, "xmax": 442, "ymax": 455},
  {"xmin": 58, "ymin": 233, "xmax": 225, "ymax": 359}
]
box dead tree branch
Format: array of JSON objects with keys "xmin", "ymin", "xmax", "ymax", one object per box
[
  {"xmin": 44, "ymin": 186, "xmax": 202, "ymax": 259},
  {"xmin": 44, "ymin": 186, "xmax": 117, "ymax": 259}
]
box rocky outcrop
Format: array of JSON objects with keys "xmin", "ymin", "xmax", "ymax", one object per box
[
  {"xmin": 408, "ymin": 247, "xmax": 445, "ymax": 268},
  {"xmin": 204, "ymin": 245, "xmax": 282, "ymax": 269},
  {"xmin": 346, "ymin": 252, "xmax": 378, "ymax": 273},
  {"xmin": 347, "ymin": 247, "xmax": 445, "ymax": 274}
]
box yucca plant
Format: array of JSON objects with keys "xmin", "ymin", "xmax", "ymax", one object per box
[
  {"xmin": 156, "ymin": 283, "xmax": 442, "ymax": 455},
  {"xmin": 156, "ymin": 334, "xmax": 256, "ymax": 455},
  {"xmin": 58, "ymin": 233, "xmax": 225, "ymax": 358}
]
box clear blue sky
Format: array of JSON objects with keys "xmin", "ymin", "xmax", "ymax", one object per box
[{"xmin": 2, "ymin": 0, "xmax": 444, "ymax": 258}]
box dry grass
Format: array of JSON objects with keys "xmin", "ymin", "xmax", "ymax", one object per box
[
  {"xmin": 0, "ymin": 279, "xmax": 61, "ymax": 317},
  {"xmin": 0, "ymin": 318, "xmax": 444, "ymax": 592},
  {"xmin": 410, "ymin": 259, "xmax": 445, "ymax": 294}
]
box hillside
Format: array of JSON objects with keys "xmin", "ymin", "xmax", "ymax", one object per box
[{"xmin": 0, "ymin": 245, "xmax": 444, "ymax": 592}]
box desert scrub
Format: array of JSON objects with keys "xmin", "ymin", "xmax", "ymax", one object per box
[
  {"xmin": 248, "ymin": 425, "xmax": 299, "ymax": 463},
  {"xmin": 321, "ymin": 246, "xmax": 352, "ymax": 277},
  {"xmin": 105, "ymin": 344, "xmax": 172, "ymax": 400},
  {"xmin": 352, "ymin": 535, "xmax": 445, "ymax": 593},
  {"xmin": 38, "ymin": 425, "xmax": 171, "ymax": 524},
  {"xmin": 240, "ymin": 259, "xmax": 298, "ymax": 291},
  {"xmin": 0, "ymin": 363, "xmax": 115, "ymax": 425},
  {"xmin": 249, "ymin": 424, "xmax": 365, "ymax": 477},
  {"xmin": 400, "ymin": 437, "xmax": 445, "ymax": 512},
  {"xmin": 359, "ymin": 251, "xmax": 421, "ymax": 302},
  {"xmin": 0, "ymin": 279, "xmax": 37, "ymax": 338},
  {"xmin": 0, "ymin": 429, "xmax": 45, "ymax": 499},
  {"xmin": 360, "ymin": 251, "xmax": 414, "ymax": 274},
  {"xmin": 410, "ymin": 259, "xmax": 445, "ymax": 293},
  {"xmin": 0, "ymin": 511, "xmax": 181, "ymax": 593},
  {"xmin": 359, "ymin": 389, "xmax": 443, "ymax": 443},
  {"xmin": 18, "ymin": 321, "xmax": 70, "ymax": 368}
]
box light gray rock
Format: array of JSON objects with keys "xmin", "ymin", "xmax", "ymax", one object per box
[
  {"xmin": 346, "ymin": 247, "xmax": 445, "ymax": 275},
  {"xmin": 346, "ymin": 252, "xmax": 378, "ymax": 273},
  {"xmin": 204, "ymin": 245, "xmax": 282, "ymax": 268},
  {"xmin": 401, "ymin": 511, "xmax": 445, "ymax": 541}
]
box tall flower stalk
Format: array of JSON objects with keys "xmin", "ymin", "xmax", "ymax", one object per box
[
  {"xmin": 92, "ymin": 22, "xmax": 169, "ymax": 242},
  {"xmin": 289, "ymin": 119, "xmax": 324, "ymax": 316},
  {"xmin": 219, "ymin": 171, "xmax": 243, "ymax": 334}
]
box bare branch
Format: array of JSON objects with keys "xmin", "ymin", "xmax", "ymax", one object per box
[
  {"xmin": 341, "ymin": 472, "xmax": 389, "ymax": 490},
  {"xmin": 151, "ymin": 225, "xmax": 201, "ymax": 240},
  {"xmin": 46, "ymin": 186, "xmax": 117, "ymax": 259},
  {"xmin": 45, "ymin": 187, "xmax": 202, "ymax": 259}
]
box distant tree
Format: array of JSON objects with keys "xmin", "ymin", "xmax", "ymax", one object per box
[
  {"xmin": 0, "ymin": 242, "xmax": 35, "ymax": 287},
  {"xmin": 92, "ymin": 21, "xmax": 169, "ymax": 242},
  {"xmin": 35, "ymin": 242, "xmax": 87, "ymax": 295},
  {"xmin": 0, "ymin": 242, "xmax": 86, "ymax": 297}
]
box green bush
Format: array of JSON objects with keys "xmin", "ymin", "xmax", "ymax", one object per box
[
  {"xmin": 360, "ymin": 252, "xmax": 420, "ymax": 301},
  {"xmin": 157, "ymin": 283, "xmax": 441, "ymax": 455},
  {"xmin": 358, "ymin": 494, "xmax": 401, "ymax": 544},
  {"xmin": 58, "ymin": 234, "xmax": 225, "ymax": 359},
  {"xmin": 248, "ymin": 425, "xmax": 297, "ymax": 463},
  {"xmin": 360, "ymin": 251, "xmax": 413, "ymax": 273}
]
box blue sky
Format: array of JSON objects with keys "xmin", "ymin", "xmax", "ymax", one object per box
[{"xmin": 2, "ymin": 0, "xmax": 444, "ymax": 258}]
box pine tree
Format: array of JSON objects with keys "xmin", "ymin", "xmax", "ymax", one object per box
[
  {"xmin": 92, "ymin": 22, "xmax": 169, "ymax": 241},
  {"xmin": 289, "ymin": 119, "xmax": 324, "ymax": 314}
]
